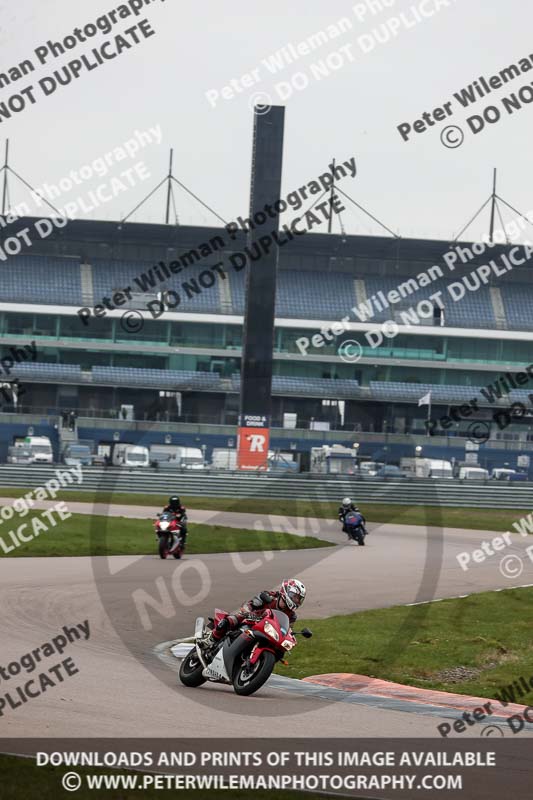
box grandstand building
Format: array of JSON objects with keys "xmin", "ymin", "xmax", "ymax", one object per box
[{"xmin": 1, "ymin": 215, "xmax": 533, "ymax": 471}]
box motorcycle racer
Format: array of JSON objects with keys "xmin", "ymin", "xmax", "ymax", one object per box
[
  {"xmin": 204, "ymin": 579, "xmax": 306, "ymax": 646},
  {"xmin": 338, "ymin": 497, "xmax": 367, "ymax": 533},
  {"xmin": 161, "ymin": 495, "xmax": 188, "ymax": 548}
]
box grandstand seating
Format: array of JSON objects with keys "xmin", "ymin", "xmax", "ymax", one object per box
[
  {"xmin": 500, "ymin": 285, "xmax": 531, "ymax": 330},
  {"xmin": 363, "ymin": 277, "xmax": 496, "ymax": 329},
  {"xmin": 231, "ymin": 373, "xmax": 359, "ymax": 398},
  {"xmin": 0, "ymin": 255, "xmax": 82, "ymax": 305},
  {"xmin": 3, "ymin": 253, "xmax": 533, "ymax": 332},
  {"xmin": 91, "ymin": 260, "xmax": 222, "ymax": 314},
  {"xmin": 508, "ymin": 388, "xmax": 533, "ymax": 403},
  {"xmin": 91, "ymin": 367, "xmax": 222, "ymax": 390},
  {"xmin": 9, "ymin": 362, "xmax": 82, "ymax": 382},
  {"xmin": 369, "ymin": 381, "xmax": 484, "ymax": 404},
  {"xmin": 14, "ymin": 364, "xmax": 527, "ymax": 405}
]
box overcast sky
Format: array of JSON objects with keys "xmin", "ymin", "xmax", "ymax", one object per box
[{"xmin": 1, "ymin": 0, "xmax": 533, "ymax": 243}]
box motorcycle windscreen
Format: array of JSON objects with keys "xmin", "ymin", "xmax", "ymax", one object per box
[
  {"xmin": 271, "ymin": 609, "xmax": 290, "ymax": 635},
  {"xmin": 345, "ymin": 512, "xmax": 363, "ymax": 526}
]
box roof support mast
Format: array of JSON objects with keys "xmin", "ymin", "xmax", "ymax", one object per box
[
  {"xmin": 2, "ymin": 139, "xmax": 8, "ymax": 216},
  {"xmin": 453, "ymin": 168, "xmax": 533, "ymax": 243},
  {"xmin": 328, "ymin": 158, "xmax": 336, "ymax": 234},
  {"xmin": 489, "ymin": 167, "xmax": 497, "ymax": 244},
  {"xmin": 165, "ymin": 148, "xmax": 174, "ymax": 225}
]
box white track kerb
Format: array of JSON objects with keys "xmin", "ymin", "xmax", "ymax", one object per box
[{"xmin": 0, "ymin": 465, "xmax": 83, "ymax": 555}]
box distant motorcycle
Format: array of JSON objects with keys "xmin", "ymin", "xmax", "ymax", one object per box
[
  {"xmin": 179, "ymin": 607, "xmax": 313, "ymax": 696},
  {"xmin": 154, "ymin": 511, "xmax": 186, "ymax": 559},
  {"xmin": 343, "ymin": 511, "xmax": 367, "ymax": 546}
]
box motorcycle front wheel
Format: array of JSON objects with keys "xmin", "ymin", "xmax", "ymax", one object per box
[
  {"xmin": 158, "ymin": 536, "xmax": 168, "ymax": 559},
  {"xmin": 233, "ymin": 650, "xmax": 276, "ymax": 696},
  {"xmin": 179, "ymin": 649, "xmax": 207, "ymax": 687}
]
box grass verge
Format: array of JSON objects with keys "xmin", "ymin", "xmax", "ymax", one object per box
[
  {"xmin": 0, "ymin": 488, "xmax": 529, "ymax": 532},
  {"xmin": 280, "ymin": 586, "xmax": 533, "ymax": 703},
  {"xmin": 0, "ymin": 755, "xmax": 343, "ymax": 800},
  {"xmin": 0, "ymin": 514, "xmax": 332, "ymax": 557}
]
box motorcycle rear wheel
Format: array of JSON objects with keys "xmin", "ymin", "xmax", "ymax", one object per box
[
  {"xmin": 179, "ymin": 649, "xmax": 207, "ymax": 687},
  {"xmin": 233, "ymin": 651, "xmax": 276, "ymax": 696}
]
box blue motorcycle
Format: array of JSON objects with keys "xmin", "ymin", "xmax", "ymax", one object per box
[{"xmin": 343, "ymin": 511, "xmax": 367, "ymax": 546}]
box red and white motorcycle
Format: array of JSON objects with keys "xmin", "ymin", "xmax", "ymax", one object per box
[
  {"xmin": 179, "ymin": 607, "xmax": 312, "ymax": 696},
  {"xmin": 154, "ymin": 511, "xmax": 186, "ymax": 559}
]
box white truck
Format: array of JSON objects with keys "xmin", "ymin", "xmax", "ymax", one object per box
[
  {"xmin": 14, "ymin": 435, "xmax": 54, "ymax": 464},
  {"xmin": 426, "ymin": 459, "xmax": 454, "ymax": 479},
  {"xmin": 62, "ymin": 443, "xmax": 92, "ymax": 466},
  {"xmin": 164, "ymin": 447, "xmax": 205, "ymax": 470},
  {"xmin": 211, "ymin": 448, "xmax": 237, "ymax": 470},
  {"xmin": 112, "ymin": 444, "xmax": 150, "ymax": 467},
  {"xmin": 401, "ymin": 458, "xmax": 453, "ymax": 479},
  {"xmin": 459, "ymin": 466, "xmax": 489, "ymax": 480},
  {"xmin": 311, "ymin": 445, "xmax": 358, "ymax": 474}
]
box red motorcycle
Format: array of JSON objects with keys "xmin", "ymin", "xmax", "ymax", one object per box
[
  {"xmin": 154, "ymin": 511, "xmax": 185, "ymax": 559},
  {"xmin": 179, "ymin": 607, "xmax": 313, "ymax": 696}
]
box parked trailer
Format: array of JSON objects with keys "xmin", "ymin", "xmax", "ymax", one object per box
[
  {"xmin": 112, "ymin": 444, "xmax": 150, "ymax": 467},
  {"xmin": 14, "ymin": 435, "xmax": 53, "ymax": 464}
]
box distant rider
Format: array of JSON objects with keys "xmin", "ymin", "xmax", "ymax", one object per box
[
  {"xmin": 338, "ymin": 497, "xmax": 367, "ymax": 534},
  {"xmin": 161, "ymin": 495, "xmax": 188, "ymax": 548},
  {"xmin": 204, "ymin": 579, "xmax": 306, "ymax": 647}
]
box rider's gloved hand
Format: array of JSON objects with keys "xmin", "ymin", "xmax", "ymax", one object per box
[
  {"xmin": 259, "ymin": 591, "xmax": 273, "ymax": 604},
  {"xmin": 251, "ymin": 595, "xmax": 263, "ymax": 609}
]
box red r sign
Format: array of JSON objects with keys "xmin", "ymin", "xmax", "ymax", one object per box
[{"xmin": 237, "ymin": 426, "xmax": 270, "ymax": 470}]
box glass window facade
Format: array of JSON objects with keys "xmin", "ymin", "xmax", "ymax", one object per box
[{"xmin": 1, "ymin": 311, "xmax": 532, "ymax": 387}]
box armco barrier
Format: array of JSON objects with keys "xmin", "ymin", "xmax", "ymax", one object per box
[{"xmin": 0, "ymin": 466, "xmax": 532, "ymax": 508}]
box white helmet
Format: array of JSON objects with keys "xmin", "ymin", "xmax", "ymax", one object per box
[
  {"xmin": 279, "ymin": 579, "xmax": 306, "ymax": 612},
  {"xmin": 342, "ymin": 497, "xmax": 352, "ymax": 507}
]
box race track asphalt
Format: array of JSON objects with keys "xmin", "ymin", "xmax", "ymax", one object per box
[{"xmin": 1, "ymin": 505, "xmax": 532, "ymax": 742}]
